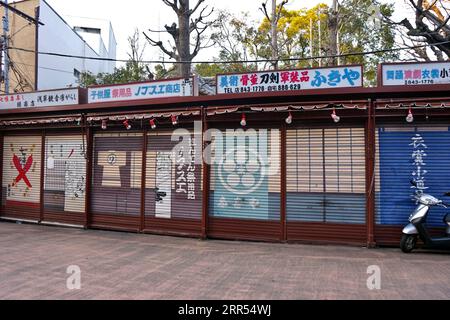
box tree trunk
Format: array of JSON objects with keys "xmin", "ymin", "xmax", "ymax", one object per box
[
  {"xmin": 271, "ymin": 0, "xmax": 279, "ymax": 69},
  {"xmin": 178, "ymin": 0, "xmax": 191, "ymax": 78},
  {"xmin": 327, "ymin": 0, "xmax": 338, "ymax": 66}
]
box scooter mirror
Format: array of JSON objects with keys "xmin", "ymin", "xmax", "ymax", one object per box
[{"xmin": 444, "ymin": 192, "xmax": 450, "ymax": 197}]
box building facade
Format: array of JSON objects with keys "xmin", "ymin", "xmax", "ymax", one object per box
[{"xmin": 0, "ymin": 0, "xmax": 116, "ymax": 93}]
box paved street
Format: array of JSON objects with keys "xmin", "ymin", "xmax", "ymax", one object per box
[{"xmin": 0, "ymin": 221, "xmax": 449, "ymax": 300}]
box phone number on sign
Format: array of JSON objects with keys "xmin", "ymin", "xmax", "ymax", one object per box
[
  {"xmin": 404, "ymin": 79, "xmax": 434, "ymax": 85},
  {"xmin": 226, "ymin": 84, "xmax": 302, "ymax": 93}
]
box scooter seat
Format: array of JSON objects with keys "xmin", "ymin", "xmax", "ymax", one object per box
[{"xmin": 444, "ymin": 213, "xmax": 450, "ymax": 223}]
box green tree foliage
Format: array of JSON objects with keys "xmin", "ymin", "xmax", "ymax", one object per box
[
  {"xmin": 201, "ymin": 1, "xmax": 397, "ymax": 86},
  {"xmin": 337, "ymin": 0, "xmax": 398, "ymax": 85},
  {"xmin": 79, "ymin": 61, "xmax": 150, "ymax": 87}
]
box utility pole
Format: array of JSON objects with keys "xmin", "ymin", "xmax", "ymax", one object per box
[
  {"xmin": 0, "ymin": 0, "xmax": 44, "ymax": 92},
  {"xmin": 2, "ymin": 0, "xmax": 9, "ymax": 93}
]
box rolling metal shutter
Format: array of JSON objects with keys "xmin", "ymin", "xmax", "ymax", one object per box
[
  {"xmin": 208, "ymin": 128, "xmax": 281, "ymax": 240},
  {"xmin": 375, "ymin": 125, "xmax": 450, "ymax": 243},
  {"xmin": 1, "ymin": 135, "xmax": 42, "ymax": 221},
  {"xmin": 143, "ymin": 129, "xmax": 202, "ymax": 236},
  {"xmin": 286, "ymin": 127, "xmax": 366, "ymax": 243},
  {"xmin": 91, "ymin": 132, "xmax": 143, "ymax": 231},
  {"xmin": 43, "ymin": 135, "xmax": 86, "ymax": 225}
]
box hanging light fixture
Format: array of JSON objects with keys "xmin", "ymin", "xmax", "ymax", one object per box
[
  {"xmin": 171, "ymin": 115, "xmax": 178, "ymax": 126},
  {"xmin": 331, "ymin": 108, "xmax": 340, "ymax": 123},
  {"xmin": 123, "ymin": 119, "xmax": 132, "ymax": 130},
  {"xmin": 149, "ymin": 118, "xmax": 157, "ymax": 130},
  {"xmin": 101, "ymin": 119, "xmax": 107, "ymax": 130},
  {"xmin": 240, "ymin": 113, "xmax": 247, "ymax": 127},
  {"xmin": 285, "ymin": 112, "xmax": 293, "ymax": 125},
  {"xmin": 406, "ymin": 107, "xmax": 414, "ymax": 123}
]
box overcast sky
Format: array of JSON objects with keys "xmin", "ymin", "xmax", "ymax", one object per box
[{"xmin": 44, "ymin": 0, "xmax": 410, "ymax": 65}]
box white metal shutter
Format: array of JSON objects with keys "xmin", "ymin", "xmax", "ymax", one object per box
[
  {"xmin": 286, "ymin": 127, "xmax": 366, "ymax": 224},
  {"xmin": 2, "ymin": 135, "xmax": 42, "ymax": 220},
  {"xmin": 43, "ymin": 135, "xmax": 87, "ymax": 215}
]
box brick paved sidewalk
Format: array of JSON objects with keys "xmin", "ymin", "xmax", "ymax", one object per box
[{"xmin": 0, "ymin": 221, "xmax": 449, "ymax": 300}]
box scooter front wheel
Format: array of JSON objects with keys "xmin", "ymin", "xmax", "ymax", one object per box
[{"xmin": 400, "ymin": 234, "xmax": 417, "ymax": 253}]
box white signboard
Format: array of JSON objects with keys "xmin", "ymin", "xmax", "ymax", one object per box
[
  {"xmin": 88, "ymin": 78, "xmax": 196, "ymax": 103},
  {"xmin": 0, "ymin": 89, "xmax": 79, "ymax": 110},
  {"xmin": 155, "ymin": 151, "xmax": 172, "ymax": 219},
  {"xmin": 382, "ymin": 62, "xmax": 450, "ymax": 86},
  {"xmin": 216, "ymin": 66, "xmax": 363, "ymax": 94}
]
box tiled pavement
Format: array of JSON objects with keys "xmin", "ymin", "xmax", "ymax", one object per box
[{"xmin": 0, "ymin": 221, "xmax": 449, "ymax": 300}]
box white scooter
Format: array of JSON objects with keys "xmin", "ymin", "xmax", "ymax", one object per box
[{"xmin": 400, "ymin": 181, "xmax": 450, "ymax": 253}]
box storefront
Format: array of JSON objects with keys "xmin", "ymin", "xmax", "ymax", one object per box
[
  {"xmin": 374, "ymin": 99, "xmax": 450, "ymax": 245},
  {"xmin": 1, "ymin": 62, "xmax": 450, "ymax": 247},
  {"xmin": 372, "ymin": 61, "xmax": 450, "ymax": 245}
]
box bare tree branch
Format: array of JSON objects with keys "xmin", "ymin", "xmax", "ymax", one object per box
[
  {"xmin": 260, "ymin": 1, "xmax": 271, "ymax": 21},
  {"xmin": 189, "ymin": 0, "xmax": 205, "ymax": 15},
  {"xmin": 143, "ymin": 31, "xmax": 178, "ymax": 60},
  {"xmin": 162, "ymin": 0, "xmax": 181, "ymax": 14}
]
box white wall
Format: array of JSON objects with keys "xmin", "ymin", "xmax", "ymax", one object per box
[{"xmin": 37, "ymin": 0, "xmax": 116, "ymax": 90}]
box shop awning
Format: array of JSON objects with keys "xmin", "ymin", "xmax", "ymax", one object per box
[
  {"xmin": 87, "ymin": 109, "xmax": 201, "ymax": 122},
  {"xmin": 206, "ymin": 102, "xmax": 368, "ymax": 116},
  {"xmin": 377, "ymin": 98, "xmax": 450, "ymax": 109},
  {"xmin": 0, "ymin": 116, "xmax": 81, "ymax": 126}
]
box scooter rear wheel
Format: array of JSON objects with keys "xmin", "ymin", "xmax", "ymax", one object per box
[{"xmin": 400, "ymin": 234, "xmax": 417, "ymax": 253}]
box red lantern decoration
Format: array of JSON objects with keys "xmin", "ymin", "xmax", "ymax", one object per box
[
  {"xmin": 123, "ymin": 119, "xmax": 131, "ymax": 130},
  {"xmin": 240, "ymin": 113, "xmax": 247, "ymax": 127},
  {"xmin": 150, "ymin": 118, "xmax": 157, "ymax": 129},
  {"xmin": 331, "ymin": 109, "xmax": 340, "ymax": 123}
]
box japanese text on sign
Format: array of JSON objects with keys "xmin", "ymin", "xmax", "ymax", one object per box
[
  {"xmin": 0, "ymin": 89, "xmax": 79, "ymax": 110},
  {"xmin": 88, "ymin": 78, "xmax": 195, "ymax": 103},
  {"xmin": 175, "ymin": 136, "xmax": 196, "ymax": 200},
  {"xmin": 410, "ymin": 134, "xmax": 428, "ymax": 195},
  {"xmin": 216, "ymin": 66, "xmax": 363, "ymax": 94},
  {"xmin": 382, "ymin": 62, "xmax": 450, "ymax": 86}
]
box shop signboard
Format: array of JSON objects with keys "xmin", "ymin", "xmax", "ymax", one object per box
[
  {"xmin": 216, "ymin": 65, "xmax": 363, "ymax": 94},
  {"xmin": 381, "ymin": 62, "xmax": 450, "ymax": 86},
  {"xmin": 88, "ymin": 77, "xmax": 197, "ymax": 103},
  {"xmin": 0, "ymin": 88, "xmax": 79, "ymax": 110}
]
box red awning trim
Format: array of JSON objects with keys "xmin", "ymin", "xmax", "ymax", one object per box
[
  {"xmin": 207, "ymin": 103, "xmax": 366, "ymax": 115},
  {"xmin": 0, "ymin": 116, "xmax": 81, "ymax": 126},
  {"xmin": 206, "ymin": 107, "xmax": 240, "ymax": 116},
  {"xmin": 251, "ymin": 104, "xmax": 366, "ymax": 112},
  {"xmin": 376, "ymin": 98, "xmax": 450, "ymax": 109},
  {"xmin": 378, "ymin": 102, "xmax": 449, "ymax": 109},
  {"xmin": 87, "ymin": 110, "xmax": 200, "ymax": 122}
]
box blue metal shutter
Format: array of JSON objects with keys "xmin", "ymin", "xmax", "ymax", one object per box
[{"xmin": 375, "ymin": 125, "xmax": 450, "ymax": 227}]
